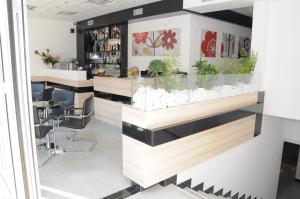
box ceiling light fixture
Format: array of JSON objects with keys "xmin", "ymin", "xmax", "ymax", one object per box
[
  {"xmin": 86, "ymin": 0, "xmax": 115, "ymax": 6},
  {"xmin": 57, "ymin": 10, "xmax": 80, "ymax": 16}
]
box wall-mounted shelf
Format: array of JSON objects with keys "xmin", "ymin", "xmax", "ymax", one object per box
[{"xmin": 83, "ymin": 22, "xmax": 128, "ymax": 77}]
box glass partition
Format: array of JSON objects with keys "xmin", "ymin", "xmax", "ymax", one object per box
[{"xmin": 131, "ymin": 73, "xmax": 260, "ymax": 111}]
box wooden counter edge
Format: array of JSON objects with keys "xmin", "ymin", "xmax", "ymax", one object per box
[{"xmin": 122, "ymin": 92, "xmax": 259, "ymax": 130}]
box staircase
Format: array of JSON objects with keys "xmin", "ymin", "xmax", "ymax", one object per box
[
  {"xmin": 184, "ymin": 187, "xmax": 232, "ymax": 199},
  {"xmin": 175, "ymin": 179, "xmax": 261, "ymax": 199}
]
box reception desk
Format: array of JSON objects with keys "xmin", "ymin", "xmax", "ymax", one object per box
[
  {"xmin": 31, "ymin": 71, "xmax": 94, "ymax": 108},
  {"xmin": 122, "ymin": 92, "xmax": 264, "ymax": 188},
  {"xmin": 93, "ymin": 76, "xmax": 132, "ymax": 127}
]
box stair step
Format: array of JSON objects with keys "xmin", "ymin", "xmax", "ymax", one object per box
[
  {"xmin": 185, "ymin": 187, "xmax": 230, "ymax": 199},
  {"xmin": 128, "ymin": 184, "xmax": 199, "ymax": 199}
]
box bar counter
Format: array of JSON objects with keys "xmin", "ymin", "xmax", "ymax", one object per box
[
  {"xmin": 93, "ymin": 76, "xmax": 132, "ymax": 127},
  {"xmin": 31, "ymin": 71, "xmax": 94, "ymax": 108}
]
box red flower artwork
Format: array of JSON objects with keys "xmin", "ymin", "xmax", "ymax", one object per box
[
  {"xmin": 201, "ymin": 31, "xmax": 217, "ymax": 57},
  {"xmin": 133, "ymin": 32, "xmax": 149, "ymax": 44},
  {"xmin": 162, "ymin": 30, "xmax": 177, "ymax": 50}
]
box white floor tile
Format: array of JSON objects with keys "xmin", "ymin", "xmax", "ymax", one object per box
[{"xmin": 38, "ymin": 119, "xmax": 131, "ymax": 199}]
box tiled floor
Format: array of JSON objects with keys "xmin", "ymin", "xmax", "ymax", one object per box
[
  {"xmin": 277, "ymin": 176, "xmax": 300, "ymax": 199},
  {"xmin": 38, "ymin": 120, "xmax": 132, "ymax": 199}
]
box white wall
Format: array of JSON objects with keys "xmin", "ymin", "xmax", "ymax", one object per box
[
  {"xmin": 252, "ymin": 0, "xmax": 300, "ymax": 121},
  {"xmin": 28, "ymin": 18, "xmax": 76, "ymax": 76},
  {"xmin": 189, "ymin": 14, "xmax": 251, "ymax": 74},
  {"xmin": 177, "ymin": 115, "xmax": 284, "ymax": 199},
  {"xmin": 128, "ymin": 13, "xmax": 251, "ymax": 74}
]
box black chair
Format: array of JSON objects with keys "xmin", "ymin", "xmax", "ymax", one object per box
[
  {"xmin": 33, "ymin": 106, "xmax": 55, "ymax": 167},
  {"xmin": 57, "ymin": 95, "xmax": 96, "ymax": 152},
  {"xmin": 32, "ymin": 83, "xmax": 45, "ymax": 101},
  {"xmin": 42, "ymin": 87, "xmax": 54, "ymax": 101},
  {"xmin": 50, "ymin": 89, "xmax": 75, "ymax": 119}
]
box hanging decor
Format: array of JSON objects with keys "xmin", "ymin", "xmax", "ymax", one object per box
[
  {"xmin": 34, "ymin": 49, "xmax": 60, "ymax": 69},
  {"xmin": 132, "ymin": 28, "xmax": 181, "ymax": 56},
  {"xmin": 238, "ymin": 37, "xmax": 251, "ymax": 58},
  {"xmin": 201, "ymin": 30, "xmax": 217, "ymax": 58},
  {"xmin": 221, "ymin": 33, "xmax": 235, "ymax": 58}
]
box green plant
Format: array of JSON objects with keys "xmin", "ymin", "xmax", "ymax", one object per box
[
  {"xmin": 220, "ymin": 51, "xmax": 257, "ymax": 74},
  {"xmin": 192, "ymin": 59, "xmax": 220, "ymax": 88},
  {"xmin": 236, "ymin": 51, "xmax": 257, "ymax": 74},
  {"xmin": 220, "ymin": 58, "xmax": 239, "ymax": 74},
  {"xmin": 148, "ymin": 59, "xmax": 168, "ymax": 76},
  {"xmin": 163, "ymin": 50, "xmax": 181, "ymax": 73},
  {"xmin": 34, "ymin": 49, "xmax": 60, "ymax": 67},
  {"xmin": 192, "ymin": 59, "xmax": 219, "ymax": 75}
]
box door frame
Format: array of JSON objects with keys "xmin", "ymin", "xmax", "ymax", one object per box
[{"xmin": 0, "ymin": 0, "xmax": 40, "ymax": 198}]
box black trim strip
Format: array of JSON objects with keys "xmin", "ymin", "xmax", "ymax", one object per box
[
  {"xmin": 123, "ymin": 105, "xmax": 258, "ymax": 146},
  {"xmin": 101, "ymin": 184, "xmax": 141, "ymax": 199},
  {"xmin": 94, "ymin": 90, "xmax": 131, "ymax": 104},
  {"xmin": 32, "ymin": 81, "xmax": 94, "ymax": 93},
  {"xmin": 123, "ymin": 92, "xmax": 264, "ymax": 147},
  {"xmin": 76, "ymin": 0, "xmax": 183, "ymax": 29}
]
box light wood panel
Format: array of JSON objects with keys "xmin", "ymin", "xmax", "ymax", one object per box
[
  {"xmin": 123, "ymin": 92, "xmax": 258, "ymax": 130},
  {"xmin": 75, "ymin": 92, "xmax": 94, "ymax": 108},
  {"xmin": 123, "ymin": 115, "xmax": 256, "ymax": 188},
  {"xmin": 93, "ymin": 76, "xmax": 132, "ymax": 97},
  {"xmin": 31, "ymin": 76, "xmax": 93, "ymax": 87},
  {"xmin": 94, "ymin": 97, "xmax": 122, "ymax": 127}
]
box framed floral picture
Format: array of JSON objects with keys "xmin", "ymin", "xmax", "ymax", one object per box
[
  {"xmin": 201, "ymin": 29, "xmax": 217, "ymax": 58},
  {"xmin": 221, "ymin": 33, "xmax": 235, "ymax": 58},
  {"xmin": 132, "ymin": 28, "xmax": 180, "ymax": 56}
]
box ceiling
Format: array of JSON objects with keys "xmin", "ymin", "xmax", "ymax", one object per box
[{"xmin": 27, "ymin": 0, "xmax": 163, "ymax": 22}]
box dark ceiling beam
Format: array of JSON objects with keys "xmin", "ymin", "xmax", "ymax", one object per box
[{"xmin": 198, "ymin": 10, "xmax": 252, "ymax": 28}]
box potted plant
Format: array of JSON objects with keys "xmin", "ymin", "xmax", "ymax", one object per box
[
  {"xmin": 148, "ymin": 59, "xmax": 168, "ymax": 76},
  {"xmin": 192, "ymin": 59, "xmax": 220, "ymax": 88},
  {"xmin": 219, "ymin": 50, "xmax": 257, "ymax": 84},
  {"xmin": 34, "ymin": 49, "xmax": 60, "ymax": 69}
]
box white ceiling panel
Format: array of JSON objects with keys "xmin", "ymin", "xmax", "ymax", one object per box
[{"xmin": 27, "ymin": 0, "xmax": 163, "ymax": 22}]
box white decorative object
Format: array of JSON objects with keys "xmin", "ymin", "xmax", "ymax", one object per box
[{"xmin": 132, "ymin": 82, "xmax": 258, "ymax": 111}]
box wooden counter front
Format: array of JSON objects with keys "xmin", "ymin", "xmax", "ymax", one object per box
[
  {"xmin": 93, "ymin": 76, "xmax": 132, "ymax": 97},
  {"xmin": 31, "ymin": 76, "xmax": 93, "ymax": 88},
  {"xmin": 93, "ymin": 76, "xmax": 132, "ymax": 127},
  {"xmin": 31, "ymin": 76, "xmax": 94, "ymax": 108},
  {"xmin": 122, "ymin": 92, "xmax": 263, "ymax": 188},
  {"xmin": 123, "ymin": 92, "xmax": 259, "ymax": 130}
]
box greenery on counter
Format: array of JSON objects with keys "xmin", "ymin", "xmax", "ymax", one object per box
[
  {"xmin": 192, "ymin": 59, "xmax": 220, "ymax": 75},
  {"xmin": 34, "ymin": 49, "xmax": 60, "ymax": 68},
  {"xmin": 148, "ymin": 50, "xmax": 185, "ymax": 77},
  {"xmin": 221, "ymin": 50, "xmax": 257, "ymax": 74},
  {"xmin": 148, "ymin": 59, "xmax": 168, "ymax": 76}
]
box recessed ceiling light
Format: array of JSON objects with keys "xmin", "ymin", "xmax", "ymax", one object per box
[
  {"xmin": 86, "ymin": 0, "xmax": 115, "ymax": 6},
  {"xmin": 57, "ymin": 10, "xmax": 80, "ymax": 16}
]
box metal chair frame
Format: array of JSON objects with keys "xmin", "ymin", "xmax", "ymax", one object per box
[{"xmin": 56, "ymin": 107, "xmax": 97, "ymax": 152}]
